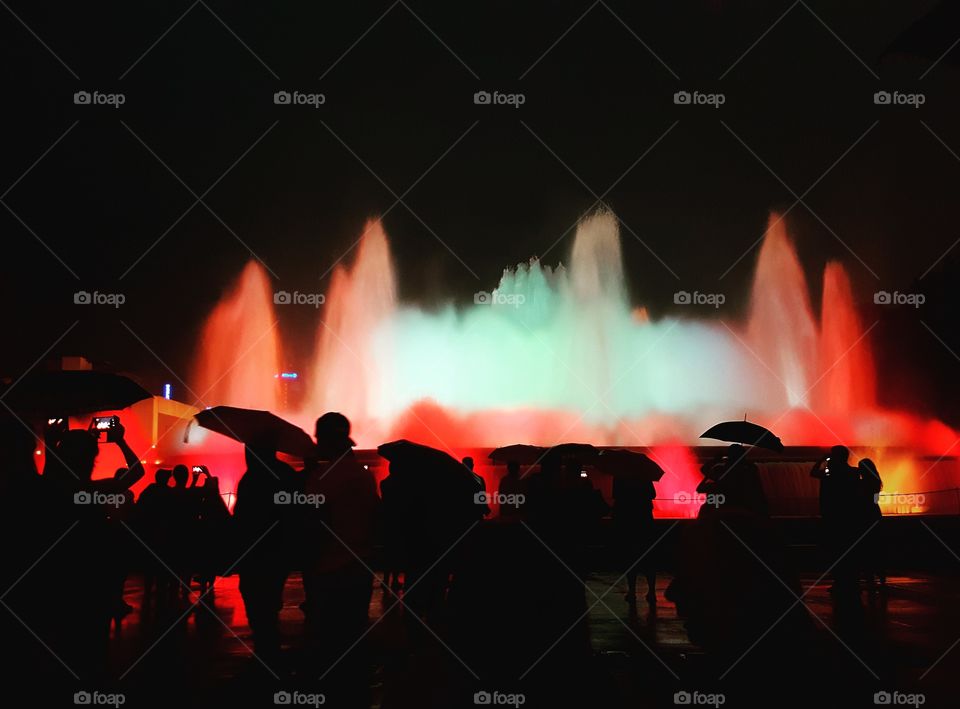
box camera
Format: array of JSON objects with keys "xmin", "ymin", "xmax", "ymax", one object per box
[{"xmin": 89, "ymin": 415, "xmax": 121, "ymax": 442}]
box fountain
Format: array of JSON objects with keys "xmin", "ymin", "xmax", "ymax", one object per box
[{"xmin": 186, "ymin": 210, "xmax": 957, "ymax": 514}]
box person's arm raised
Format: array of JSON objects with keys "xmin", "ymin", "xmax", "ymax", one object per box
[{"xmin": 113, "ymin": 423, "xmax": 144, "ymax": 489}]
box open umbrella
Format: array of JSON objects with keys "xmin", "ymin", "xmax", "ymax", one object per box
[
  {"xmin": 1, "ymin": 370, "xmax": 152, "ymax": 416},
  {"xmin": 488, "ymin": 444, "xmax": 545, "ymax": 464},
  {"xmin": 377, "ymin": 439, "xmax": 481, "ymax": 508},
  {"xmin": 700, "ymin": 420, "xmax": 783, "ymax": 452},
  {"xmin": 488, "ymin": 442, "xmax": 598, "ymax": 464},
  {"xmin": 194, "ymin": 406, "xmax": 315, "ymax": 457},
  {"xmin": 377, "ymin": 440, "xmax": 477, "ymax": 484},
  {"xmin": 595, "ymin": 449, "xmax": 666, "ymax": 481}
]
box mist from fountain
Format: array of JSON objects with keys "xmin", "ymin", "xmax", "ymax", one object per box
[{"xmin": 192, "ymin": 210, "xmax": 954, "ymax": 457}]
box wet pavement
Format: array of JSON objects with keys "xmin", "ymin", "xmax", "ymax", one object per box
[{"xmin": 82, "ymin": 569, "xmax": 960, "ymax": 707}]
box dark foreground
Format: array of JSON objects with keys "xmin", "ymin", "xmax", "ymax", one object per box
[{"xmin": 2, "ymin": 566, "xmax": 954, "ymax": 709}]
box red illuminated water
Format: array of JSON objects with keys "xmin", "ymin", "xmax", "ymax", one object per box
[{"xmin": 181, "ymin": 211, "xmax": 957, "ymax": 512}]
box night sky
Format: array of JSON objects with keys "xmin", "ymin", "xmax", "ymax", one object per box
[{"xmin": 1, "ymin": 1, "xmax": 959, "ymax": 422}]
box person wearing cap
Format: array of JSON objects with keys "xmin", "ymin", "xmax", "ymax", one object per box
[{"xmin": 303, "ymin": 412, "xmax": 378, "ymax": 699}]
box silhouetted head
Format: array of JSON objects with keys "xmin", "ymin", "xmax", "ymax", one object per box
[
  {"xmin": 726, "ymin": 443, "xmax": 747, "ymax": 462},
  {"xmin": 55, "ymin": 429, "xmax": 100, "ymax": 481},
  {"xmin": 203, "ymin": 475, "xmax": 220, "ymax": 492},
  {"xmin": 859, "ymin": 458, "xmax": 882, "ymax": 487},
  {"xmin": 506, "ymin": 460, "xmax": 521, "ymax": 477},
  {"xmin": 314, "ymin": 412, "xmax": 355, "ymax": 459},
  {"xmin": 155, "ymin": 468, "xmax": 172, "ymax": 486},
  {"xmin": 462, "ymin": 456, "xmax": 474, "ymax": 471},
  {"xmin": 114, "ymin": 467, "xmax": 128, "ymax": 480},
  {"xmin": 172, "ymin": 464, "xmax": 188, "ymax": 488},
  {"xmin": 244, "ymin": 444, "xmax": 276, "ymax": 469},
  {"xmin": 829, "ymin": 445, "xmax": 850, "ymax": 464}
]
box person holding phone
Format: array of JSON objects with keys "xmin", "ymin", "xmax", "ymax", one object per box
[{"xmin": 38, "ymin": 417, "xmax": 144, "ymax": 676}]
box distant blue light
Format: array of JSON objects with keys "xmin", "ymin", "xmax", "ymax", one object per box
[
  {"xmin": 162, "ymin": 383, "xmax": 172, "ymax": 400},
  {"xmin": 279, "ymin": 372, "xmax": 299, "ymax": 380}
]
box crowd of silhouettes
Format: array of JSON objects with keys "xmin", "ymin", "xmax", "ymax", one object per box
[{"xmin": 0, "ymin": 412, "xmax": 892, "ymax": 705}]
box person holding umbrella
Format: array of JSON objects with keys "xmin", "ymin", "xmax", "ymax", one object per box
[
  {"xmin": 303, "ymin": 412, "xmax": 378, "ymax": 701},
  {"xmin": 233, "ymin": 436, "xmax": 301, "ymax": 667}
]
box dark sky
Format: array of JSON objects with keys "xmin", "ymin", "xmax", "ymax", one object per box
[{"xmin": 1, "ymin": 1, "xmax": 958, "ymax": 419}]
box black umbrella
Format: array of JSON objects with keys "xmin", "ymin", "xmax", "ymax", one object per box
[
  {"xmin": 488, "ymin": 444, "xmax": 545, "ymax": 464},
  {"xmin": 700, "ymin": 420, "xmax": 784, "ymax": 452},
  {"xmin": 1, "ymin": 370, "xmax": 152, "ymax": 416},
  {"xmin": 488, "ymin": 442, "xmax": 598, "ymax": 465},
  {"xmin": 377, "ymin": 439, "xmax": 481, "ymax": 507},
  {"xmin": 378, "ymin": 439, "xmax": 475, "ymax": 483},
  {"xmin": 194, "ymin": 406, "xmax": 315, "ymax": 457},
  {"xmin": 595, "ymin": 449, "xmax": 666, "ymax": 482}
]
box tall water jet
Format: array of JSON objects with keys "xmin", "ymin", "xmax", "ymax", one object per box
[
  {"xmin": 567, "ymin": 210, "xmax": 627, "ymax": 408},
  {"xmin": 817, "ymin": 261, "xmax": 876, "ymax": 413},
  {"xmin": 306, "ymin": 219, "xmax": 397, "ymax": 427},
  {"xmin": 746, "ymin": 213, "xmax": 819, "ymax": 409},
  {"xmin": 193, "ymin": 261, "xmax": 281, "ymax": 410}
]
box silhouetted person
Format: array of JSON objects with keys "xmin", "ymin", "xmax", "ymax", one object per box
[
  {"xmin": 136, "ymin": 468, "xmax": 174, "ymax": 600},
  {"xmin": 612, "ymin": 473, "xmax": 657, "ymax": 605},
  {"xmin": 379, "ymin": 471, "xmax": 406, "ymax": 594},
  {"xmin": 40, "ymin": 421, "xmax": 144, "ymax": 677},
  {"xmin": 0, "ymin": 420, "xmax": 49, "ymax": 687},
  {"xmin": 668, "ymin": 445, "xmax": 813, "ymax": 691},
  {"xmin": 194, "ymin": 469, "xmax": 231, "ymax": 595},
  {"xmin": 858, "ymin": 457, "xmax": 886, "ymax": 585},
  {"xmin": 496, "ymin": 460, "xmax": 524, "ymax": 520},
  {"xmin": 303, "ymin": 412, "xmax": 378, "ymax": 704},
  {"xmin": 106, "ymin": 467, "xmax": 136, "ymax": 618},
  {"xmin": 699, "ymin": 444, "xmax": 768, "ymax": 518},
  {"xmin": 169, "ymin": 464, "xmax": 199, "ymax": 597},
  {"xmin": 811, "ymin": 445, "xmax": 862, "ymax": 593},
  {"xmin": 463, "ymin": 455, "xmax": 490, "ymax": 518},
  {"xmin": 234, "ymin": 442, "xmax": 299, "ymax": 666}
]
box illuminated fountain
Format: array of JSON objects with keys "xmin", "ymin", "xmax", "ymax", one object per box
[{"xmin": 188, "ymin": 210, "xmax": 958, "ymax": 514}]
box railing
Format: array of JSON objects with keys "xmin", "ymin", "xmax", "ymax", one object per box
[{"xmin": 653, "ymin": 489, "xmax": 960, "ymax": 517}]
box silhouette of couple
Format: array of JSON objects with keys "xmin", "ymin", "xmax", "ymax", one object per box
[{"xmin": 233, "ymin": 412, "xmax": 377, "ymax": 698}]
